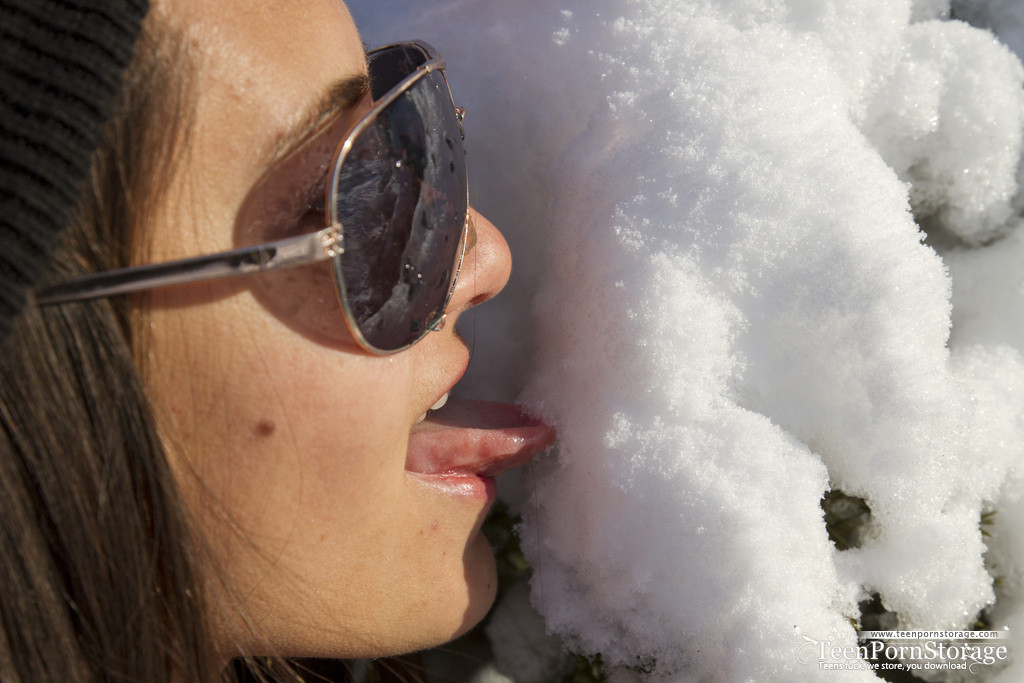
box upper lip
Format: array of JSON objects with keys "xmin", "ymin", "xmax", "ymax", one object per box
[{"xmin": 414, "ymin": 340, "xmax": 471, "ymax": 421}]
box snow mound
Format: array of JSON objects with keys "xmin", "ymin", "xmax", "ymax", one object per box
[{"xmin": 351, "ymin": 0, "xmax": 1024, "ymax": 679}]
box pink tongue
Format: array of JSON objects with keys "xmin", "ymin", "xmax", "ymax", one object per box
[{"xmin": 406, "ymin": 399, "xmax": 556, "ymax": 477}]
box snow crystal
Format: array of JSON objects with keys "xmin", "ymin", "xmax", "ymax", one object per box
[{"xmin": 350, "ymin": 0, "xmax": 1024, "ymax": 680}]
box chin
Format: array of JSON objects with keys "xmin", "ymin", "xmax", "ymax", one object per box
[
  {"xmin": 366, "ymin": 529, "xmax": 499, "ymax": 658},
  {"xmin": 452, "ymin": 532, "xmax": 499, "ymax": 639},
  {"xmin": 416, "ymin": 532, "xmax": 499, "ymax": 652}
]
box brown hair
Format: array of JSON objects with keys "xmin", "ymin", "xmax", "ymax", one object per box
[{"xmin": 0, "ymin": 14, "xmax": 218, "ymax": 681}]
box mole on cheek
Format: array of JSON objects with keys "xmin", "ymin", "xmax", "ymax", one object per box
[{"xmin": 253, "ymin": 419, "xmax": 276, "ymax": 437}]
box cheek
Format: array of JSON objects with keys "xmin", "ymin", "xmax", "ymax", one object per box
[{"xmin": 147, "ymin": 294, "xmax": 413, "ymax": 527}]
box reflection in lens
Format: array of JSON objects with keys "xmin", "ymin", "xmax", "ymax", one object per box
[{"xmin": 331, "ymin": 69, "xmax": 468, "ymax": 352}]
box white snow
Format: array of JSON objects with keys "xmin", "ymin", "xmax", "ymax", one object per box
[{"xmin": 350, "ymin": 0, "xmax": 1024, "ymax": 680}]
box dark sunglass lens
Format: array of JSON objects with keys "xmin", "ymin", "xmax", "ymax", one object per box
[
  {"xmin": 367, "ymin": 45, "xmax": 428, "ymax": 99},
  {"xmin": 332, "ymin": 70, "xmax": 468, "ymax": 352}
]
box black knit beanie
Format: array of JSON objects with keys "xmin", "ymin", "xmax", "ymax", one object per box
[{"xmin": 0, "ymin": 0, "xmax": 149, "ymax": 343}]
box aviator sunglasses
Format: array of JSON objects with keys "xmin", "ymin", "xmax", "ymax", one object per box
[{"xmin": 36, "ymin": 41, "xmax": 469, "ymax": 355}]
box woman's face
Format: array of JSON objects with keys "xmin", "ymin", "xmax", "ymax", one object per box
[{"xmin": 146, "ymin": 0, "xmax": 553, "ymax": 658}]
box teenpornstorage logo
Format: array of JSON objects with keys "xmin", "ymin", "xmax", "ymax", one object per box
[{"xmin": 794, "ymin": 626, "xmax": 1011, "ymax": 675}]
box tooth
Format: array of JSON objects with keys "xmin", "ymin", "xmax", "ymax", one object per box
[
  {"xmin": 430, "ymin": 392, "xmax": 449, "ymax": 411},
  {"xmin": 416, "ymin": 412, "xmax": 427, "ymax": 423}
]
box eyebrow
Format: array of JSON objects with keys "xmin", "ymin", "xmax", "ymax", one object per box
[{"xmin": 266, "ymin": 73, "xmax": 372, "ymax": 165}]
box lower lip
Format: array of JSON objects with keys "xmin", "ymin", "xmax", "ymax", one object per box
[{"xmin": 408, "ymin": 471, "xmax": 497, "ymax": 499}]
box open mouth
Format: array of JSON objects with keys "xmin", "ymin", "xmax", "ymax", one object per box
[{"xmin": 405, "ymin": 398, "xmax": 556, "ymax": 496}]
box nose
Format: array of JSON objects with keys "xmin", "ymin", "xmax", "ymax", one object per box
[{"xmin": 445, "ymin": 207, "xmax": 511, "ymax": 316}]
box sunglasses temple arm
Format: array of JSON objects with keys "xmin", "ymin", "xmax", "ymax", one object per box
[{"xmin": 35, "ymin": 225, "xmax": 344, "ymax": 305}]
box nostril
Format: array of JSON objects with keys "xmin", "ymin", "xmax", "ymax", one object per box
[{"xmin": 467, "ymin": 292, "xmax": 491, "ymax": 308}]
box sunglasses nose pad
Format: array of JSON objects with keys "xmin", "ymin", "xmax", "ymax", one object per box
[{"xmin": 431, "ymin": 314, "xmax": 447, "ymax": 333}]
